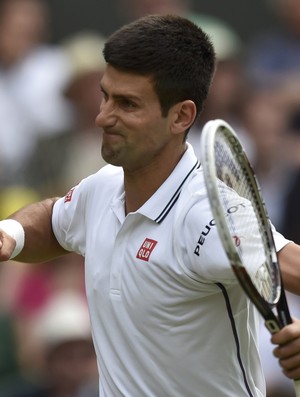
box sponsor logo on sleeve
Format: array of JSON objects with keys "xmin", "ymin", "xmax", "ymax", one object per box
[
  {"xmin": 194, "ymin": 202, "xmax": 247, "ymax": 256},
  {"xmin": 64, "ymin": 187, "xmax": 75, "ymax": 203}
]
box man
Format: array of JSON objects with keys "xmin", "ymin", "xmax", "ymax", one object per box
[{"xmin": 1, "ymin": 15, "xmax": 300, "ymax": 396}]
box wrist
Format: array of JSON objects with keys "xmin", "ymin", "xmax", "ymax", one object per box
[{"xmin": 0, "ymin": 219, "xmax": 25, "ymax": 259}]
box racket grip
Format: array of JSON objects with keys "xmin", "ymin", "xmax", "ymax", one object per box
[{"xmin": 294, "ymin": 379, "xmax": 300, "ymax": 397}]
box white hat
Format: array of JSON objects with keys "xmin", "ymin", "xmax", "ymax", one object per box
[
  {"xmin": 188, "ymin": 13, "xmax": 241, "ymax": 61},
  {"xmin": 62, "ymin": 31, "xmax": 106, "ymax": 84},
  {"xmin": 33, "ymin": 290, "xmax": 91, "ymax": 348}
]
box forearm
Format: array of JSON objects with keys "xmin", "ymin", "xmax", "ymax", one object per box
[
  {"xmin": 2, "ymin": 197, "xmax": 68, "ymax": 263},
  {"xmin": 278, "ymin": 242, "xmax": 300, "ymax": 295}
]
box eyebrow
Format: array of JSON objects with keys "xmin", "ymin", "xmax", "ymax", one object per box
[{"xmin": 100, "ymin": 83, "xmax": 142, "ymax": 103}]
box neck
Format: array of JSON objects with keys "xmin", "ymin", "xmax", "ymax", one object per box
[{"xmin": 124, "ymin": 144, "xmax": 186, "ymax": 214}]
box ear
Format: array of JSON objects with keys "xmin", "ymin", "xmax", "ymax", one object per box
[{"xmin": 170, "ymin": 100, "xmax": 197, "ymax": 135}]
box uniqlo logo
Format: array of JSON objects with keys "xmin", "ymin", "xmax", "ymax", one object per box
[
  {"xmin": 64, "ymin": 187, "xmax": 75, "ymax": 203},
  {"xmin": 136, "ymin": 238, "xmax": 158, "ymax": 262}
]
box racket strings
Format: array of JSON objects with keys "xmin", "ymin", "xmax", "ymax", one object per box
[{"xmin": 214, "ymin": 130, "xmax": 277, "ymax": 304}]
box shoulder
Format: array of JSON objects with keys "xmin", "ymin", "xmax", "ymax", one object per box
[
  {"xmin": 173, "ymin": 168, "xmax": 237, "ymax": 282},
  {"xmin": 64, "ymin": 164, "xmax": 123, "ymax": 201},
  {"xmin": 83, "ymin": 164, "xmax": 123, "ymax": 188},
  {"xmin": 176, "ymin": 167, "xmax": 209, "ymax": 215}
]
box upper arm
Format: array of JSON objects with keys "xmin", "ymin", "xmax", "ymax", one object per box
[{"xmin": 12, "ymin": 197, "xmax": 68, "ymax": 263}]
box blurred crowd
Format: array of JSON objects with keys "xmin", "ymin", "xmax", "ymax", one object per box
[{"xmin": 0, "ymin": 0, "xmax": 300, "ymax": 396}]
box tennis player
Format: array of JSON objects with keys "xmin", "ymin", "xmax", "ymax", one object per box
[{"xmin": 1, "ymin": 15, "xmax": 300, "ymax": 397}]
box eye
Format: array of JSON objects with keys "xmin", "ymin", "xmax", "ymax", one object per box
[
  {"xmin": 99, "ymin": 94, "xmax": 107, "ymax": 110},
  {"xmin": 119, "ymin": 97, "xmax": 137, "ymax": 110},
  {"xmin": 100, "ymin": 89, "xmax": 108, "ymax": 102}
]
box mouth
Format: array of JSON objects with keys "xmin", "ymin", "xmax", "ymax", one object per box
[{"xmin": 102, "ymin": 129, "xmax": 124, "ymax": 144}]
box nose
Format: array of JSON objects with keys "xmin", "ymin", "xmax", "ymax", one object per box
[{"xmin": 95, "ymin": 99, "xmax": 116, "ymax": 128}]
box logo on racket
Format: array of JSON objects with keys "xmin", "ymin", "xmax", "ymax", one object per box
[{"xmin": 233, "ymin": 235, "xmax": 241, "ymax": 247}]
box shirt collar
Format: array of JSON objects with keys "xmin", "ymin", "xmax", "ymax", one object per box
[{"xmin": 138, "ymin": 143, "xmax": 200, "ymax": 223}]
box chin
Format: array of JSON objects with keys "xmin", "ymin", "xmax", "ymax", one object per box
[{"xmin": 102, "ymin": 150, "xmax": 122, "ymax": 167}]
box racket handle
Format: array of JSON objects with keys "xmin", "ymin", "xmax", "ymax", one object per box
[{"xmin": 294, "ymin": 379, "xmax": 300, "ymax": 397}]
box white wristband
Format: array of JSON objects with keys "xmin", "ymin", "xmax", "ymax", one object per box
[{"xmin": 0, "ymin": 219, "xmax": 25, "ymax": 259}]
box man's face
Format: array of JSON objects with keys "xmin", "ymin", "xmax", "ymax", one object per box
[{"xmin": 95, "ymin": 65, "xmax": 176, "ymax": 172}]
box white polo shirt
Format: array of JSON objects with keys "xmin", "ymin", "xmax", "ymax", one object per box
[{"xmin": 52, "ymin": 143, "xmax": 289, "ymax": 397}]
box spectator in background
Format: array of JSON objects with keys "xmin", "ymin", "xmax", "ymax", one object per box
[
  {"xmin": 237, "ymin": 86, "xmax": 292, "ymax": 229},
  {"xmin": 0, "ymin": 0, "xmax": 73, "ymax": 187},
  {"xmin": 242, "ymin": 0, "xmax": 300, "ymax": 259},
  {"xmin": 245, "ymin": 0, "xmax": 300, "ymax": 107},
  {"xmin": 0, "ymin": 312, "xmax": 40, "ymax": 397},
  {"xmin": 116, "ymin": 0, "xmax": 190, "ymax": 21},
  {"xmin": 17, "ymin": 291, "xmax": 98, "ymax": 397},
  {"xmin": 25, "ymin": 31, "xmax": 107, "ymax": 195},
  {"xmin": 60, "ymin": 32, "xmax": 107, "ymax": 190},
  {"xmin": 280, "ymin": 109, "xmax": 300, "ymax": 244}
]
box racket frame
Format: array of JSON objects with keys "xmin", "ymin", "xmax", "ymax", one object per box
[{"xmin": 200, "ymin": 119, "xmax": 284, "ymax": 333}]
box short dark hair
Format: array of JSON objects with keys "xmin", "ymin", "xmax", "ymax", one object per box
[{"xmin": 103, "ymin": 14, "xmax": 216, "ymax": 118}]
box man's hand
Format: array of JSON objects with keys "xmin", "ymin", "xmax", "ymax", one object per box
[
  {"xmin": 272, "ymin": 318, "xmax": 300, "ymax": 380},
  {"xmin": 0, "ymin": 229, "xmax": 17, "ymax": 261}
]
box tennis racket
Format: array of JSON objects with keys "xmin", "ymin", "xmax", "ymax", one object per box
[{"xmin": 200, "ymin": 119, "xmax": 300, "ymax": 396}]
